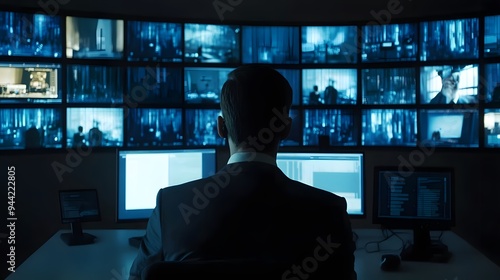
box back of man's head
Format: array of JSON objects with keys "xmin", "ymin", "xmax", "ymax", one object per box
[{"xmin": 220, "ymin": 64, "xmax": 293, "ymax": 150}]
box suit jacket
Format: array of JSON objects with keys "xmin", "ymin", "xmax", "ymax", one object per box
[{"xmin": 129, "ymin": 162, "xmax": 357, "ymax": 280}]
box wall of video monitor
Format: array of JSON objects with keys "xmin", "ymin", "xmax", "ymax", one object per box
[{"xmin": 0, "ymin": 8, "xmax": 499, "ymax": 150}]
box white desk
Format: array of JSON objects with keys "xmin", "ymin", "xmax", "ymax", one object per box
[
  {"xmin": 354, "ymin": 229, "xmax": 500, "ymax": 280},
  {"xmin": 6, "ymin": 229, "xmax": 145, "ymax": 280},
  {"xmin": 6, "ymin": 229, "xmax": 500, "ymax": 280}
]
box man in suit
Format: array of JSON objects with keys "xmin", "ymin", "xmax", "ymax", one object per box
[{"xmin": 129, "ymin": 64, "xmax": 357, "ymax": 280}]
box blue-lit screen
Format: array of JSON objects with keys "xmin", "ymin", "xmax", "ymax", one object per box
[
  {"xmin": 66, "ymin": 108, "xmax": 123, "ymax": 148},
  {"xmin": 302, "ymin": 26, "xmax": 358, "ymax": 63},
  {"xmin": 184, "ymin": 23, "xmax": 240, "ymax": 63},
  {"xmin": 127, "ymin": 20, "xmax": 182, "ymax": 62},
  {"xmin": 485, "ymin": 15, "xmax": 500, "ymax": 58},
  {"xmin": 485, "ymin": 109, "xmax": 500, "ymax": 147},
  {"xmin": 419, "ymin": 109, "xmax": 478, "ymax": 148},
  {"xmin": 67, "ymin": 64, "xmax": 123, "ymax": 104},
  {"xmin": 420, "ymin": 18, "xmax": 479, "ymax": 61},
  {"xmin": 184, "ymin": 67, "xmax": 233, "ymax": 104},
  {"xmin": 420, "ymin": 64, "xmax": 478, "ymax": 104},
  {"xmin": 0, "ymin": 11, "xmax": 62, "ymax": 57},
  {"xmin": 302, "ymin": 69, "xmax": 357, "ymax": 105},
  {"xmin": 0, "ymin": 108, "xmax": 62, "ymax": 149},
  {"xmin": 485, "ymin": 63, "xmax": 500, "ymax": 104},
  {"xmin": 362, "ymin": 109, "xmax": 417, "ymax": 146},
  {"xmin": 127, "ymin": 108, "xmax": 183, "ymax": 147},
  {"xmin": 303, "ymin": 109, "xmax": 358, "ymax": 146},
  {"xmin": 362, "ymin": 23, "xmax": 417, "ymax": 62},
  {"xmin": 127, "ymin": 66, "xmax": 182, "ymax": 105},
  {"xmin": 242, "ymin": 26, "xmax": 299, "ymax": 64},
  {"xmin": 362, "ymin": 67, "xmax": 416, "ymax": 104},
  {"xmin": 66, "ymin": 16, "xmax": 124, "ymax": 59},
  {"xmin": 185, "ymin": 109, "xmax": 226, "ymax": 146}
]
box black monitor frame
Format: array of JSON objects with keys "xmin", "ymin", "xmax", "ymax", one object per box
[
  {"xmin": 372, "ymin": 166, "xmax": 455, "ymax": 262},
  {"xmin": 58, "ymin": 188, "xmax": 101, "ymax": 246}
]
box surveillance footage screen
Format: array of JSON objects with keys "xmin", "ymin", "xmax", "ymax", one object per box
[
  {"xmin": 301, "ymin": 25, "xmax": 358, "ymax": 63},
  {"xmin": 361, "ymin": 109, "xmax": 417, "ymax": 146},
  {"xmin": 126, "ymin": 108, "xmax": 183, "ymax": 147},
  {"xmin": 127, "ymin": 66, "xmax": 182, "ymax": 105},
  {"xmin": 127, "ymin": 20, "xmax": 182, "ymax": 62},
  {"xmin": 66, "ymin": 16, "xmax": 124, "ymax": 59},
  {"xmin": 484, "ymin": 15, "xmax": 500, "ymax": 58},
  {"xmin": 362, "ymin": 67, "xmax": 416, "ymax": 104},
  {"xmin": 184, "ymin": 23, "xmax": 240, "ymax": 63},
  {"xmin": 0, "ymin": 62, "xmax": 62, "ymax": 104},
  {"xmin": 67, "ymin": 64, "xmax": 123, "ymax": 104},
  {"xmin": 362, "ymin": 23, "xmax": 417, "ymax": 62},
  {"xmin": 419, "ymin": 109, "xmax": 478, "ymax": 148},
  {"xmin": 185, "ymin": 109, "xmax": 226, "ymax": 146},
  {"xmin": 303, "ymin": 109, "xmax": 359, "ymax": 146},
  {"xmin": 276, "ymin": 68, "xmax": 300, "ymax": 105},
  {"xmin": 66, "ymin": 107, "xmax": 124, "ymax": 148},
  {"xmin": 420, "ymin": 18, "xmax": 479, "ymax": 61},
  {"xmin": 281, "ymin": 109, "xmax": 301, "ymax": 147},
  {"xmin": 485, "ymin": 63, "xmax": 500, "ymax": 104},
  {"xmin": 242, "ymin": 26, "xmax": 300, "ymax": 64},
  {"xmin": 184, "ymin": 67, "xmax": 233, "ymax": 104},
  {"xmin": 420, "ymin": 65, "xmax": 478, "ymax": 104},
  {"xmin": 0, "ymin": 11, "xmax": 62, "ymax": 57},
  {"xmin": 302, "ymin": 68, "xmax": 357, "ymax": 105},
  {"xmin": 0, "ymin": 108, "xmax": 63, "ymax": 149},
  {"xmin": 485, "ymin": 109, "xmax": 500, "ymax": 147}
]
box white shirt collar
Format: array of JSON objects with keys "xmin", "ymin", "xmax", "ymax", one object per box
[{"xmin": 227, "ymin": 152, "xmax": 277, "ymax": 166}]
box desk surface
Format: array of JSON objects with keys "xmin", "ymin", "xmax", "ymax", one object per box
[{"xmin": 6, "ymin": 229, "xmax": 500, "ymax": 280}]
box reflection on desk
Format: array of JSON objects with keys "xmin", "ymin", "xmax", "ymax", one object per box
[
  {"xmin": 5, "ymin": 229, "xmax": 500, "ymax": 280},
  {"xmin": 354, "ymin": 229, "xmax": 500, "ymax": 280}
]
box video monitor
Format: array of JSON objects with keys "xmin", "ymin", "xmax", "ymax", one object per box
[
  {"xmin": 485, "ymin": 63, "xmax": 500, "ymax": 104},
  {"xmin": 126, "ymin": 108, "xmax": 183, "ymax": 147},
  {"xmin": 362, "ymin": 67, "xmax": 416, "ymax": 104},
  {"xmin": 420, "ymin": 18, "xmax": 479, "ymax": 61},
  {"xmin": 362, "ymin": 109, "xmax": 417, "ymax": 146},
  {"xmin": 0, "ymin": 11, "xmax": 62, "ymax": 57},
  {"xmin": 0, "ymin": 62, "xmax": 61, "ymax": 104},
  {"xmin": 302, "ymin": 69, "xmax": 357, "ymax": 105},
  {"xmin": 242, "ymin": 26, "xmax": 299, "ymax": 64},
  {"xmin": 59, "ymin": 189, "xmax": 101, "ymax": 246},
  {"xmin": 127, "ymin": 20, "xmax": 182, "ymax": 62},
  {"xmin": 485, "ymin": 15, "xmax": 500, "ymax": 58},
  {"xmin": 419, "ymin": 109, "xmax": 479, "ymax": 148},
  {"xmin": 0, "ymin": 108, "xmax": 62, "ymax": 149},
  {"xmin": 127, "ymin": 66, "xmax": 182, "ymax": 105},
  {"xmin": 301, "ymin": 26, "xmax": 358, "ymax": 63},
  {"xmin": 184, "ymin": 23, "xmax": 240, "ymax": 63},
  {"xmin": 276, "ymin": 152, "xmax": 364, "ymax": 215},
  {"xmin": 276, "ymin": 68, "xmax": 300, "ymax": 105},
  {"xmin": 373, "ymin": 166, "xmax": 454, "ymax": 262},
  {"xmin": 420, "ymin": 64, "xmax": 478, "ymax": 104},
  {"xmin": 281, "ymin": 109, "xmax": 301, "ymax": 146},
  {"xmin": 66, "ymin": 16, "xmax": 124, "ymax": 59},
  {"xmin": 67, "ymin": 64, "xmax": 123, "ymax": 104},
  {"xmin": 66, "ymin": 107, "xmax": 123, "ymax": 148},
  {"xmin": 117, "ymin": 148, "xmax": 217, "ymax": 221},
  {"xmin": 484, "ymin": 109, "xmax": 500, "ymax": 147},
  {"xmin": 362, "ymin": 23, "xmax": 417, "ymax": 62},
  {"xmin": 184, "ymin": 67, "xmax": 233, "ymax": 104},
  {"xmin": 185, "ymin": 109, "xmax": 226, "ymax": 146},
  {"xmin": 303, "ymin": 109, "xmax": 359, "ymax": 146}
]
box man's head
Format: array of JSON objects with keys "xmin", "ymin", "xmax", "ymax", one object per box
[{"xmin": 218, "ymin": 64, "xmax": 293, "ymax": 154}]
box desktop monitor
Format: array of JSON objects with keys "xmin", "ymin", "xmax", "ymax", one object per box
[
  {"xmin": 59, "ymin": 189, "xmax": 101, "ymax": 246},
  {"xmin": 373, "ymin": 166, "xmax": 454, "ymax": 262},
  {"xmin": 117, "ymin": 148, "xmax": 217, "ymax": 221},
  {"xmin": 276, "ymin": 152, "xmax": 364, "ymax": 216}
]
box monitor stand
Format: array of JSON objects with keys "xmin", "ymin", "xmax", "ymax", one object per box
[
  {"xmin": 60, "ymin": 222, "xmax": 96, "ymax": 246},
  {"xmin": 400, "ymin": 225, "xmax": 452, "ymax": 263}
]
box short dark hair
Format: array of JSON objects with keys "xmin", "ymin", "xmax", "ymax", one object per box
[{"xmin": 220, "ymin": 64, "xmax": 293, "ymax": 148}]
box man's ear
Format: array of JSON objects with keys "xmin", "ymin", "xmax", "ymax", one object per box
[{"xmin": 217, "ymin": 115, "xmax": 228, "ymax": 138}]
